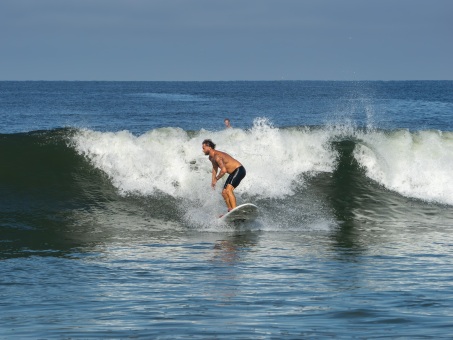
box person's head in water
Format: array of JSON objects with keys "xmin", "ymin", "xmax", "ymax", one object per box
[
  {"xmin": 202, "ymin": 139, "xmax": 216, "ymax": 155},
  {"xmin": 224, "ymin": 118, "xmax": 231, "ymax": 128}
]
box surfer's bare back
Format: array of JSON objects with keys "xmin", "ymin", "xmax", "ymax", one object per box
[{"xmin": 202, "ymin": 139, "xmax": 246, "ymax": 212}]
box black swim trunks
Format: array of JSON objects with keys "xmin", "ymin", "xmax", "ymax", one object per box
[{"xmin": 224, "ymin": 166, "xmax": 246, "ymax": 189}]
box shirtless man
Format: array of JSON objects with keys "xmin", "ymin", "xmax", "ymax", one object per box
[
  {"xmin": 224, "ymin": 118, "xmax": 232, "ymax": 129},
  {"xmin": 202, "ymin": 139, "xmax": 246, "ymax": 212}
]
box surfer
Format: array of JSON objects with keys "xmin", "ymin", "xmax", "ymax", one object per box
[
  {"xmin": 202, "ymin": 139, "xmax": 246, "ymax": 213},
  {"xmin": 224, "ymin": 118, "xmax": 232, "ymax": 128}
]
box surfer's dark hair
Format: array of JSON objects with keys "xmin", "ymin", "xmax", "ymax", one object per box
[{"xmin": 202, "ymin": 139, "xmax": 216, "ymax": 149}]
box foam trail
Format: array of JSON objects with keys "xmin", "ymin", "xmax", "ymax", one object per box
[{"xmin": 354, "ymin": 130, "xmax": 453, "ymax": 205}]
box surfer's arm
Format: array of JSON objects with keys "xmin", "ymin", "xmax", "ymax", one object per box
[
  {"xmin": 211, "ymin": 162, "xmax": 219, "ymax": 188},
  {"xmin": 214, "ymin": 156, "xmax": 227, "ymax": 181}
]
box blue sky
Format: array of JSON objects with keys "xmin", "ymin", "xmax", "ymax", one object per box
[{"xmin": 1, "ymin": 0, "xmax": 451, "ymax": 81}]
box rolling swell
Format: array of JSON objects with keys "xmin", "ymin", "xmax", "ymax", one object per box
[
  {"xmin": 1, "ymin": 126, "xmax": 453, "ymax": 256},
  {"xmin": 332, "ymin": 136, "xmax": 453, "ymax": 242},
  {"xmin": 0, "ymin": 129, "xmax": 122, "ymax": 256},
  {"xmin": 1, "ymin": 129, "xmax": 116, "ymax": 212}
]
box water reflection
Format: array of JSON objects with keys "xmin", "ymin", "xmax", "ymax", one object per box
[
  {"xmin": 201, "ymin": 231, "xmax": 260, "ymax": 301},
  {"xmin": 211, "ymin": 232, "xmax": 258, "ymax": 265}
]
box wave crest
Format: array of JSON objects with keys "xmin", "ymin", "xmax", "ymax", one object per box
[
  {"xmin": 71, "ymin": 118, "xmax": 337, "ymax": 201},
  {"xmin": 354, "ymin": 130, "xmax": 453, "ymax": 205}
]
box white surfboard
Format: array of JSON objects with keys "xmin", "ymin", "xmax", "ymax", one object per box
[{"xmin": 219, "ymin": 203, "xmax": 258, "ymax": 223}]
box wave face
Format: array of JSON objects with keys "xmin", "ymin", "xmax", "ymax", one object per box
[
  {"xmin": 0, "ymin": 129, "xmax": 118, "ymax": 231},
  {"xmin": 354, "ymin": 129, "xmax": 453, "ymax": 205},
  {"xmin": 2, "ymin": 120, "xmax": 453, "ymax": 240},
  {"xmin": 72, "ymin": 118, "xmax": 336, "ymax": 199},
  {"xmin": 71, "ymin": 119, "xmax": 453, "ymax": 206}
]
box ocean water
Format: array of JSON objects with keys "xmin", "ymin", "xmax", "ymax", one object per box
[{"xmin": 1, "ymin": 81, "xmax": 453, "ymax": 338}]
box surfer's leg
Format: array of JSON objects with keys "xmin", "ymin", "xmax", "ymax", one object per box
[
  {"xmin": 222, "ymin": 184, "xmax": 236, "ymax": 211},
  {"xmin": 222, "ymin": 167, "xmax": 245, "ymax": 211},
  {"xmin": 221, "ymin": 188, "xmax": 232, "ymax": 210}
]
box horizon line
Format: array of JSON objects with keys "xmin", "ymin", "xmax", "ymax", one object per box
[{"xmin": 1, "ymin": 79, "xmax": 452, "ymax": 82}]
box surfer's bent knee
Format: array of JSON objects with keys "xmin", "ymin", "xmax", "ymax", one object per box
[{"xmin": 223, "ymin": 184, "xmax": 234, "ymax": 193}]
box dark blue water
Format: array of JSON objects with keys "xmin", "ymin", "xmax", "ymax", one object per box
[
  {"xmin": 1, "ymin": 81, "xmax": 452, "ymax": 134},
  {"xmin": 1, "ymin": 81, "xmax": 453, "ymax": 338}
]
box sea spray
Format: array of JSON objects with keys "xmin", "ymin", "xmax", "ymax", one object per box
[
  {"xmin": 72, "ymin": 118, "xmax": 337, "ymax": 201},
  {"xmin": 71, "ymin": 121, "xmax": 453, "ymax": 229},
  {"xmin": 71, "ymin": 119, "xmax": 338, "ymax": 229}
]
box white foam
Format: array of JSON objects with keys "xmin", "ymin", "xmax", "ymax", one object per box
[
  {"xmin": 71, "ymin": 118, "xmax": 337, "ymax": 205},
  {"xmin": 354, "ymin": 129, "xmax": 453, "ymax": 205}
]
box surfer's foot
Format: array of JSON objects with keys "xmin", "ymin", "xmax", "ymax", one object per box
[{"xmin": 219, "ymin": 208, "xmax": 233, "ymax": 218}]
